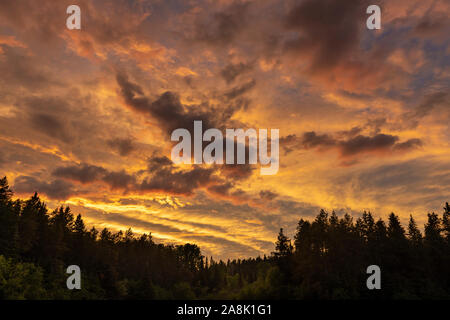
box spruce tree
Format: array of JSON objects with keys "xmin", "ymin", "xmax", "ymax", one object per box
[{"xmin": 274, "ymin": 228, "xmax": 293, "ymax": 258}]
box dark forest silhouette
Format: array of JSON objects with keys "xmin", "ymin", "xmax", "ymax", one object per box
[{"xmin": 1, "ymin": 176, "xmax": 449, "ymax": 299}]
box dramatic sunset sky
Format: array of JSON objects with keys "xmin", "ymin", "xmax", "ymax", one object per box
[{"xmin": 0, "ymin": 0, "xmax": 449, "ymax": 259}]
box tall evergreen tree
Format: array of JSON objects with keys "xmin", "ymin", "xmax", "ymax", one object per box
[
  {"xmin": 274, "ymin": 228, "xmax": 293, "ymax": 258},
  {"xmin": 424, "ymin": 212, "xmax": 442, "ymax": 244},
  {"xmin": 407, "ymin": 215, "xmax": 422, "ymax": 244},
  {"xmin": 0, "ymin": 177, "xmax": 18, "ymax": 257},
  {"xmin": 0, "ymin": 176, "xmax": 13, "ymax": 204},
  {"xmin": 442, "ymin": 203, "xmax": 450, "ymax": 242},
  {"xmin": 74, "ymin": 214, "xmax": 86, "ymax": 234},
  {"xmin": 387, "ymin": 213, "xmax": 406, "ymax": 240}
]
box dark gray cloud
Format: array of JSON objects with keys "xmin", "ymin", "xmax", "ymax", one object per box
[
  {"xmin": 147, "ymin": 155, "xmax": 173, "ymax": 171},
  {"xmin": 301, "ymin": 131, "xmax": 336, "ymax": 149},
  {"xmin": 337, "ymin": 126, "xmax": 363, "ymax": 139},
  {"xmin": 283, "ymin": 0, "xmax": 369, "ymax": 73},
  {"xmin": 392, "ymin": 138, "xmax": 423, "ymax": 152},
  {"xmin": 107, "ymin": 137, "xmax": 135, "ymax": 156},
  {"xmin": 53, "ymin": 163, "xmax": 135, "ymax": 190},
  {"xmin": 102, "ymin": 170, "xmax": 136, "ymax": 190},
  {"xmin": 52, "ymin": 155, "xmax": 252, "ymax": 200},
  {"xmin": 139, "ymin": 166, "xmax": 215, "ymax": 195},
  {"xmin": 280, "ymin": 131, "xmax": 423, "ymax": 160},
  {"xmin": 29, "ymin": 112, "xmax": 73, "ymax": 143},
  {"xmin": 206, "ymin": 182, "xmax": 235, "ymax": 197},
  {"xmin": 259, "ymin": 190, "xmax": 278, "ymax": 201},
  {"xmin": 339, "ymin": 134, "xmax": 398, "ymax": 156},
  {"xmin": 139, "ymin": 156, "xmax": 217, "ymax": 196},
  {"xmin": 53, "ymin": 164, "xmax": 106, "ymax": 184},
  {"xmin": 13, "ymin": 175, "xmax": 75, "ymax": 200},
  {"xmin": 116, "ymin": 72, "xmax": 253, "ymax": 135},
  {"xmin": 224, "ymin": 79, "xmax": 256, "ymax": 100},
  {"xmin": 220, "ymin": 162, "xmax": 254, "ymax": 181},
  {"xmin": 220, "ymin": 62, "xmax": 253, "ymax": 84},
  {"xmin": 116, "ymin": 72, "xmax": 216, "ymax": 134},
  {"xmin": 280, "ymin": 132, "xmax": 335, "ymax": 154}
]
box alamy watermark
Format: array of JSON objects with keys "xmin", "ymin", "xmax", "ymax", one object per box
[
  {"xmin": 66, "ymin": 5, "xmax": 81, "ymax": 30},
  {"xmin": 366, "ymin": 265, "xmax": 381, "ymax": 290},
  {"xmin": 366, "ymin": 5, "xmax": 381, "ymax": 30},
  {"xmin": 66, "ymin": 265, "xmax": 81, "ymax": 290},
  {"xmin": 171, "ymin": 121, "xmax": 279, "ymax": 175}
]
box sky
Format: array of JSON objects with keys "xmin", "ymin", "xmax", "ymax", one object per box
[{"xmin": 0, "ymin": 0, "xmax": 449, "ymax": 260}]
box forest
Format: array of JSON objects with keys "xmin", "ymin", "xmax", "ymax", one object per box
[{"xmin": 0, "ymin": 176, "xmax": 449, "ymax": 299}]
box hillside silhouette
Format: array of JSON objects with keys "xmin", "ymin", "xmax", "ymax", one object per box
[{"xmin": 0, "ymin": 176, "xmax": 449, "ymax": 299}]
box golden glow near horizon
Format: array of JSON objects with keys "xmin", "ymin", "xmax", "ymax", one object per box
[{"xmin": 0, "ymin": 0, "xmax": 449, "ymax": 259}]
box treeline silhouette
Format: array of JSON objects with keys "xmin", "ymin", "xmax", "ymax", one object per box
[{"xmin": 0, "ymin": 176, "xmax": 449, "ymax": 299}]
